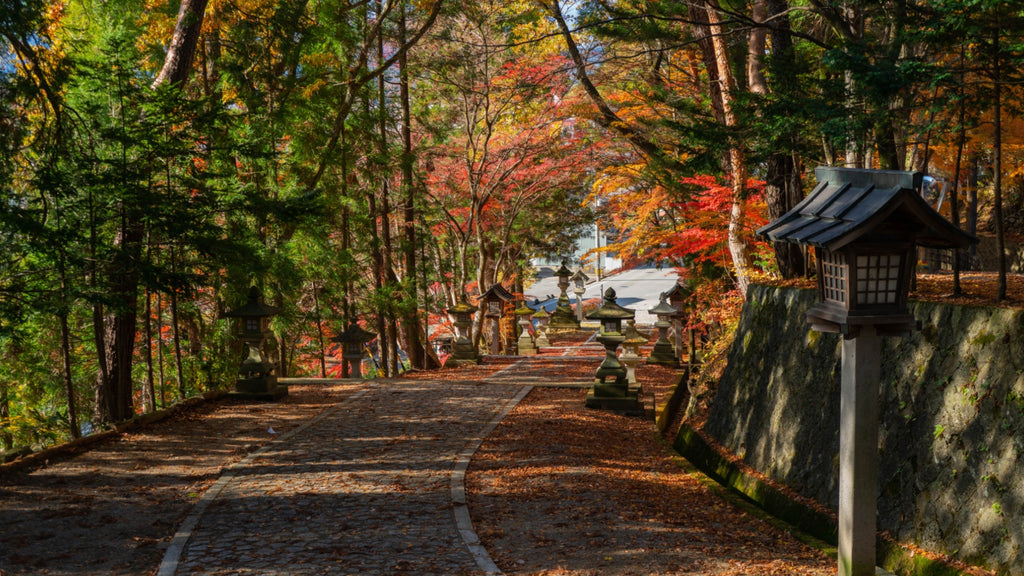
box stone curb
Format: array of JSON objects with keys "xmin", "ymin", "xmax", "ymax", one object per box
[
  {"xmin": 0, "ymin": 391, "xmax": 228, "ymax": 475},
  {"xmin": 155, "ymin": 383, "xmax": 378, "ymax": 576},
  {"xmin": 451, "ymin": 385, "xmax": 533, "ymax": 576}
]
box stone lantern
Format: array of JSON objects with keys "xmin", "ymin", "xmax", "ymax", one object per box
[
  {"xmin": 584, "ymin": 287, "xmax": 640, "ymax": 414},
  {"xmin": 480, "ymin": 283, "xmax": 514, "ymax": 355},
  {"xmin": 548, "ymin": 260, "xmax": 580, "ymax": 331},
  {"xmin": 514, "ymin": 302, "xmax": 537, "ymax": 356},
  {"xmin": 758, "ymin": 167, "xmax": 976, "ymax": 576},
  {"xmin": 331, "ymin": 321, "xmax": 377, "ymax": 379},
  {"xmin": 619, "ymin": 319, "xmax": 647, "ymax": 386},
  {"xmin": 532, "ymin": 306, "xmax": 551, "ymax": 348},
  {"xmin": 223, "ymin": 286, "xmax": 286, "ymax": 400},
  {"xmin": 570, "ymin": 267, "xmax": 590, "ymax": 323},
  {"xmin": 646, "ymin": 293, "xmax": 679, "ymax": 366},
  {"xmin": 446, "ymin": 297, "xmax": 481, "ymax": 366},
  {"xmin": 666, "ymin": 280, "xmax": 695, "ymax": 364}
]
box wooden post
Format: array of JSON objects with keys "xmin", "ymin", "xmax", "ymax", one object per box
[
  {"xmin": 839, "ymin": 324, "xmax": 880, "ymax": 576},
  {"xmin": 490, "ymin": 317, "xmax": 501, "ymax": 355}
]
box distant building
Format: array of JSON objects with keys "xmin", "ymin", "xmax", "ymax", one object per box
[{"xmin": 532, "ymin": 224, "xmax": 621, "ymax": 278}]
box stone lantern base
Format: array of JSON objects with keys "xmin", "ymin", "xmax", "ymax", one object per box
[
  {"xmin": 230, "ymin": 346, "xmax": 287, "ymax": 401},
  {"xmin": 517, "ymin": 332, "xmax": 537, "ymax": 356},
  {"xmin": 647, "ymin": 340, "xmax": 679, "ymax": 366},
  {"xmin": 586, "ymin": 345, "xmax": 643, "ymax": 415},
  {"xmin": 585, "ymin": 383, "xmax": 643, "ymax": 415},
  {"xmin": 446, "ymin": 339, "xmax": 482, "ymax": 367},
  {"xmin": 548, "ymin": 319, "xmax": 580, "ymax": 332},
  {"xmin": 232, "ymin": 375, "xmax": 288, "ymax": 401}
]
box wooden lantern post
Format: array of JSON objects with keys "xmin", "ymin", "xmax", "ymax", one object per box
[
  {"xmin": 570, "ymin": 267, "xmax": 590, "ymax": 324},
  {"xmin": 480, "ymin": 283, "xmax": 514, "ymax": 355},
  {"xmin": 666, "ymin": 280, "xmax": 695, "ymax": 366},
  {"xmin": 758, "ymin": 167, "xmax": 976, "ymax": 576}
]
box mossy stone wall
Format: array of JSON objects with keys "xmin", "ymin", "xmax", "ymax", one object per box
[{"xmin": 704, "ymin": 284, "xmax": 1024, "ymax": 574}]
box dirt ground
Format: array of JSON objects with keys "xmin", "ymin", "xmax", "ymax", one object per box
[{"xmin": 468, "ymin": 387, "xmax": 834, "ymax": 576}]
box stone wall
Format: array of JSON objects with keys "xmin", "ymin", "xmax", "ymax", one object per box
[
  {"xmin": 975, "ymin": 235, "xmax": 1024, "ymax": 274},
  {"xmin": 703, "ymin": 284, "xmax": 1024, "ymax": 574}
]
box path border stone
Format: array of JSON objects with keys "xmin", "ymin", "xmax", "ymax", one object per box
[{"xmin": 450, "ymin": 385, "xmax": 532, "ymax": 576}]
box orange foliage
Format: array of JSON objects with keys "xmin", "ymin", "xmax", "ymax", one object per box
[{"xmin": 594, "ymin": 173, "xmax": 771, "ymax": 273}]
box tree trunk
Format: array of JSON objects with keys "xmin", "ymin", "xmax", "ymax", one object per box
[
  {"xmin": 152, "ymin": 0, "xmax": 210, "ymax": 88},
  {"xmin": 142, "ymin": 287, "xmax": 156, "ymax": 412},
  {"xmin": 313, "ymin": 282, "xmax": 327, "ymax": 378},
  {"xmin": 758, "ymin": 0, "xmax": 805, "ymax": 278},
  {"xmin": 706, "ymin": 0, "xmax": 751, "ymax": 296},
  {"xmin": 992, "ymin": 28, "xmax": 1006, "ymax": 301},
  {"xmin": 157, "ymin": 292, "xmax": 167, "ymax": 405},
  {"xmin": 747, "ymin": 0, "xmax": 768, "ymax": 95},
  {"xmin": 0, "ymin": 384, "xmax": 11, "ymax": 450},
  {"xmin": 89, "ymin": 187, "xmax": 111, "ymax": 424},
  {"xmin": 53, "ymin": 237, "xmax": 81, "ymax": 440},
  {"xmin": 92, "ymin": 0, "xmax": 208, "ymax": 425},
  {"xmin": 101, "ymin": 216, "xmax": 143, "ymax": 423},
  {"xmin": 951, "ymin": 52, "xmax": 966, "ymax": 296},
  {"xmin": 340, "ymin": 124, "xmax": 352, "ymax": 379},
  {"xmin": 687, "ymin": 2, "xmax": 726, "ymax": 125},
  {"xmin": 374, "ymin": 3, "xmax": 393, "ymax": 377},
  {"xmin": 59, "ymin": 310, "xmax": 80, "ymax": 439},
  {"xmin": 399, "ymin": 5, "xmax": 426, "ymax": 370}
]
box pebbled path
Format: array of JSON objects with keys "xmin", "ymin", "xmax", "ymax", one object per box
[{"xmin": 160, "ymin": 380, "xmax": 528, "ymax": 576}]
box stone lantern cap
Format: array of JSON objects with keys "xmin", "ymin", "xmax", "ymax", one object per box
[
  {"xmin": 757, "ymin": 167, "xmax": 975, "ymax": 252},
  {"xmin": 586, "ymin": 288, "xmax": 635, "ymax": 321},
  {"xmin": 224, "ymin": 286, "xmax": 280, "ymax": 319},
  {"xmin": 514, "ymin": 302, "xmax": 535, "ymax": 317},
  {"xmin": 331, "ymin": 322, "xmax": 377, "ymax": 345},
  {"xmin": 531, "ymin": 306, "xmax": 550, "ymax": 319},
  {"xmin": 649, "ymin": 295, "xmax": 677, "ymax": 318},
  {"xmin": 448, "ymin": 298, "xmax": 478, "ymax": 316},
  {"xmin": 554, "ymin": 262, "xmax": 574, "ymax": 278}
]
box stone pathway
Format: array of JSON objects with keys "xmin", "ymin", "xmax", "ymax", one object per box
[{"xmin": 159, "ymin": 380, "xmax": 528, "ymax": 576}]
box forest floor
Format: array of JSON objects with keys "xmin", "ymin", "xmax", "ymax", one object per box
[{"xmin": 0, "ymin": 331, "xmax": 834, "ymax": 576}]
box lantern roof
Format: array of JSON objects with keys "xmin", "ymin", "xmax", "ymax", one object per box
[
  {"xmin": 757, "ymin": 167, "xmax": 976, "ymax": 252},
  {"xmin": 570, "ymin": 268, "xmax": 590, "ymax": 283},
  {"xmin": 586, "ymin": 288, "xmax": 635, "ymax": 320},
  {"xmin": 224, "ymin": 286, "xmax": 280, "ymax": 318},
  {"xmin": 668, "ymin": 280, "xmax": 693, "ymax": 299},
  {"xmin": 649, "ymin": 295, "xmax": 677, "ymax": 317},
  {"xmin": 448, "ymin": 298, "xmax": 478, "ymax": 315},
  {"xmin": 514, "ymin": 302, "xmax": 534, "ymax": 316},
  {"xmin": 532, "ymin": 306, "xmax": 550, "ymax": 319},
  {"xmin": 480, "ymin": 283, "xmax": 515, "ymax": 303},
  {"xmin": 331, "ymin": 322, "xmax": 377, "ymax": 344},
  {"xmin": 554, "ymin": 261, "xmax": 573, "ymax": 278}
]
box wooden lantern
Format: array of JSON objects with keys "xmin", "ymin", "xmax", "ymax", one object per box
[{"xmin": 758, "ymin": 167, "xmax": 976, "ymax": 335}]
